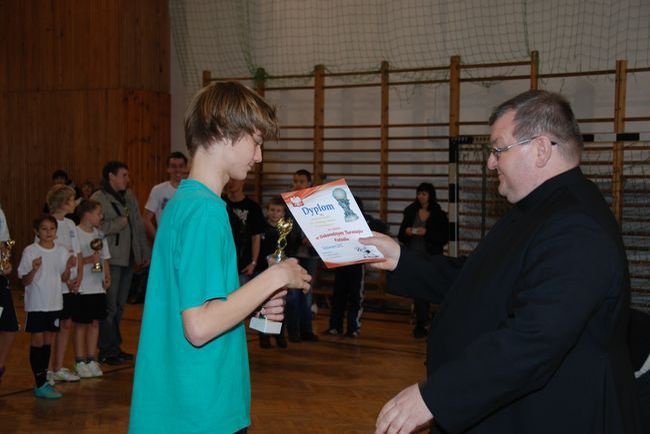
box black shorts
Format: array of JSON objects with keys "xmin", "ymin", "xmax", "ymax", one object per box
[
  {"xmin": 0, "ymin": 277, "xmax": 19, "ymax": 332},
  {"xmin": 59, "ymin": 293, "xmax": 76, "ymax": 320},
  {"xmin": 25, "ymin": 311, "xmax": 62, "ymax": 333},
  {"xmin": 71, "ymin": 293, "xmax": 107, "ymax": 324}
]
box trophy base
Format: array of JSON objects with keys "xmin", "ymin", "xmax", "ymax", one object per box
[{"xmin": 249, "ymin": 316, "xmax": 282, "ymax": 334}]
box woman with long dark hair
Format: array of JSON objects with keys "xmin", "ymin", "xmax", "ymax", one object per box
[{"xmin": 398, "ymin": 182, "xmax": 449, "ymax": 338}]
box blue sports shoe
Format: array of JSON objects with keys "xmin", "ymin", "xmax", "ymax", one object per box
[{"xmin": 34, "ymin": 383, "xmax": 63, "ymax": 399}]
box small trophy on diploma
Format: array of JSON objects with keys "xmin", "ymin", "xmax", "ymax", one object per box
[
  {"xmin": 332, "ymin": 188, "xmax": 359, "ymax": 222},
  {"xmin": 90, "ymin": 238, "xmax": 104, "ymax": 273},
  {"xmin": 249, "ymin": 217, "xmax": 293, "ymax": 335},
  {"xmin": 0, "ymin": 239, "xmax": 15, "ymax": 273}
]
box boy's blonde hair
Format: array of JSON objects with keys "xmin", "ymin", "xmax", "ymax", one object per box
[{"xmin": 46, "ymin": 184, "xmax": 75, "ymax": 212}]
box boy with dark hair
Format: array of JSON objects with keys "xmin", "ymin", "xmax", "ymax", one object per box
[
  {"xmin": 224, "ymin": 179, "xmax": 265, "ymax": 285},
  {"xmin": 18, "ymin": 215, "xmax": 76, "ymax": 399},
  {"xmin": 256, "ymin": 196, "xmax": 290, "ymax": 349}
]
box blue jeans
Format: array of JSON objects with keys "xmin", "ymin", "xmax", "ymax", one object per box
[{"xmin": 99, "ymin": 262, "xmax": 134, "ymax": 358}]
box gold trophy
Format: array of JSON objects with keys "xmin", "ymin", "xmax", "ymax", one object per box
[
  {"xmin": 0, "ymin": 239, "xmax": 15, "ymax": 274},
  {"xmin": 268, "ymin": 217, "xmax": 293, "ymax": 265},
  {"xmin": 90, "ymin": 238, "xmax": 104, "ymax": 273},
  {"xmin": 249, "ymin": 217, "xmax": 293, "ymax": 335}
]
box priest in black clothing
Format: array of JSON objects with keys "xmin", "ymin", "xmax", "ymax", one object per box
[{"xmin": 362, "ymin": 90, "xmax": 641, "ymax": 434}]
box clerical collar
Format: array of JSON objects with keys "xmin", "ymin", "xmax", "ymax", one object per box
[{"xmin": 515, "ymin": 166, "xmax": 583, "ymax": 211}]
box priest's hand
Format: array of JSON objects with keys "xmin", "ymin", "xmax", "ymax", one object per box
[
  {"xmin": 359, "ymin": 232, "xmax": 401, "ymax": 271},
  {"xmin": 375, "ymin": 383, "xmax": 433, "ymax": 434}
]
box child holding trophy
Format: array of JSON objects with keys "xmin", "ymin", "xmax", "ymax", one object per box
[
  {"xmin": 0, "ymin": 205, "xmax": 18, "ymax": 384},
  {"xmin": 72, "ymin": 199, "xmax": 111, "ymax": 378},
  {"xmin": 129, "ymin": 81, "xmax": 311, "ymax": 434}
]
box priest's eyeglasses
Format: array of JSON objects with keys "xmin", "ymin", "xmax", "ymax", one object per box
[{"xmin": 487, "ymin": 136, "xmax": 557, "ymax": 160}]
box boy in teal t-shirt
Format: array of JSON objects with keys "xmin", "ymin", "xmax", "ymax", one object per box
[{"xmin": 129, "ymin": 82, "xmax": 311, "ymax": 434}]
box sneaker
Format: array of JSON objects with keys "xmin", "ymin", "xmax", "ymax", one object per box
[
  {"xmin": 87, "ymin": 360, "xmax": 103, "ymax": 377},
  {"xmin": 52, "ymin": 368, "xmax": 80, "ymax": 382},
  {"xmin": 325, "ymin": 328, "xmax": 341, "ymax": 336},
  {"xmin": 74, "ymin": 361, "xmax": 94, "ymax": 379},
  {"xmin": 118, "ymin": 350, "xmax": 134, "ymax": 361},
  {"xmin": 345, "ymin": 330, "xmax": 360, "ymax": 338},
  {"xmin": 99, "ymin": 355, "xmax": 123, "ymax": 366},
  {"xmin": 34, "ymin": 383, "xmax": 62, "ymax": 399},
  {"xmin": 46, "ymin": 370, "xmax": 55, "ymax": 386}
]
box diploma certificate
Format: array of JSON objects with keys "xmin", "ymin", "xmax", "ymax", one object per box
[{"xmin": 282, "ymin": 179, "xmax": 384, "ymax": 269}]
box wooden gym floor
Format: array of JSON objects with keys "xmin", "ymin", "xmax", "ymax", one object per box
[{"xmin": 0, "ymin": 291, "xmax": 427, "ymax": 433}]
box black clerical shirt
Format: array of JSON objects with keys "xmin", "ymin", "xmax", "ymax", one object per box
[{"xmin": 389, "ymin": 167, "xmax": 641, "ymax": 434}]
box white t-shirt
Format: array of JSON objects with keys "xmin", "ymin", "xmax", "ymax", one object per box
[
  {"xmin": 0, "ymin": 207, "xmax": 9, "ymax": 241},
  {"xmin": 36, "ymin": 217, "xmax": 81, "ymax": 293},
  {"xmin": 76, "ymin": 226, "xmax": 111, "ymax": 294},
  {"xmin": 18, "ymin": 243, "xmax": 69, "ymax": 312},
  {"xmin": 145, "ymin": 181, "xmax": 178, "ymax": 224}
]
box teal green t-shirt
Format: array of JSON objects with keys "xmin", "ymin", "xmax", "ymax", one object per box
[{"xmin": 129, "ymin": 180, "xmax": 249, "ymax": 434}]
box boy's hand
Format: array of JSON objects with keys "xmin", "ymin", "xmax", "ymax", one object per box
[
  {"xmin": 66, "ymin": 255, "xmax": 77, "ymax": 270},
  {"xmin": 68, "ymin": 277, "xmax": 81, "ymax": 292},
  {"xmin": 103, "ymin": 273, "xmax": 111, "ymax": 289},
  {"xmin": 116, "ymin": 216, "xmax": 129, "ymax": 229},
  {"xmin": 32, "ymin": 257, "xmax": 43, "ymax": 271},
  {"xmin": 259, "ymin": 289, "xmax": 287, "ymax": 322},
  {"xmin": 1, "ymin": 262, "xmax": 12, "ymax": 275},
  {"xmin": 275, "ymin": 258, "xmax": 311, "ymax": 292}
]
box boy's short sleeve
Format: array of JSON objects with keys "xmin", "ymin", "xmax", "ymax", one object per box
[
  {"xmin": 17, "ymin": 246, "xmax": 34, "ymax": 278},
  {"xmin": 175, "ymin": 207, "xmax": 232, "ymax": 312}
]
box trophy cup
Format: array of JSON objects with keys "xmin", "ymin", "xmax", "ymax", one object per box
[
  {"xmin": 90, "ymin": 238, "xmax": 104, "ymax": 273},
  {"xmin": 0, "ymin": 239, "xmax": 15, "ymax": 274},
  {"xmin": 268, "ymin": 217, "xmax": 293, "ymax": 265},
  {"xmin": 332, "ymin": 188, "xmax": 359, "ymax": 222},
  {"xmin": 249, "ymin": 217, "xmax": 293, "ymax": 335}
]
